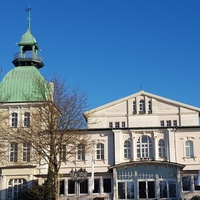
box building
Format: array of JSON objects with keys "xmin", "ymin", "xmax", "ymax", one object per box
[
  {"xmin": 84, "ymin": 91, "xmax": 200, "ymax": 200},
  {"xmin": 0, "ymin": 11, "xmax": 200, "ymax": 200}
]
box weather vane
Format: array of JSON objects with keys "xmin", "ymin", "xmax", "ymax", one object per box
[{"xmin": 25, "ymin": 5, "xmax": 32, "ymax": 28}]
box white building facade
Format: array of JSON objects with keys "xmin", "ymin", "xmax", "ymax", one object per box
[{"xmin": 82, "ymin": 91, "xmax": 200, "ymax": 200}]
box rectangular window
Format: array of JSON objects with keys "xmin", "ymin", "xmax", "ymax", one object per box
[
  {"xmin": 68, "ymin": 180, "xmax": 75, "ymax": 194},
  {"xmin": 60, "ymin": 144, "xmax": 66, "ymax": 162},
  {"xmin": 109, "ymin": 122, "xmax": 113, "ymax": 128},
  {"xmin": 93, "ymin": 179, "xmax": 100, "ymax": 193},
  {"xmin": 148, "ymin": 181, "xmax": 155, "ymax": 198},
  {"xmin": 166, "ymin": 120, "xmax": 171, "ymax": 127},
  {"xmin": 173, "ymin": 120, "xmax": 177, "ymax": 126},
  {"xmin": 115, "ymin": 122, "xmax": 120, "ymax": 128},
  {"xmin": 96, "ymin": 143, "xmax": 104, "ymax": 160},
  {"xmin": 103, "ymin": 178, "xmax": 111, "ymax": 193},
  {"xmin": 77, "ymin": 144, "xmax": 85, "ymax": 161},
  {"xmin": 23, "ymin": 143, "xmax": 31, "ymax": 162},
  {"xmin": 194, "ymin": 176, "xmax": 200, "ymax": 190},
  {"xmin": 60, "ymin": 180, "xmax": 65, "ymax": 195},
  {"xmin": 11, "ymin": 113, "xmax": 18, "ymax": 127},
  {"xmin": 160, "ymin": 120, "xmax": 164, "ymax": 127},
  {"xmin": 80, "ymin": 179, "xmax": 88, "ymax": 194},
  {"xmin": 118, "ymin": 182, "xmax": 125, "ymax": 199},
  {"xmin": 148, "ymin": 100, "xmax": 152, "ymax": 111},
  {"xmin": 160, "ymin": 181, "xmax": 167, "ymax": 198},
  {"xmin": 139, "ymin": 181, "xmax": 146, "ymax": 198},
  {"xmin": 182, "ymin": 176, "xmax": 191, "ymax": 191},
  {"xmin": 133, "ymin": 101, "xmax": 136, "ymax": 112},
  {"xmin": 10, "ymin": 143, "xmax": 18, "ymax": 162},
  {"xmin": 169, "ymin": 180, "xmax": 176, "ymax": 198},
  {"xmin": 24, "ymin": 112, "xmax": 30, "ymax": 127},
  {"xmin": 121, "ymin": 121, "xmax": 125, "ymax": 128},
  {"xmin": 127, "ymin": 182, "xmax": 134, "ymax": 199}
]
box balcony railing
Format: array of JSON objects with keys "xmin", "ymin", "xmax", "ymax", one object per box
[{"xmin": 13, "ymin": 52, "xmax": 43, "ymax": 61}]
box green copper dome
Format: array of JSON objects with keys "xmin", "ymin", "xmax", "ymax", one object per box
[
  {"xmin": 18, "ymin": 27, "xmax": 37, "ymax": 46},
  {"xmin": 0, "ymin": 66, "xmax": 50, "ymax": 102}
]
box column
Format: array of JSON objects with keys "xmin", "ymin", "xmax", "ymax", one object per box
[
  {"xmin": 1, "ymin": 175, "xmax": 6, "ymax": 200},
  {"xmin": 154, "ymin": 136, "xmax": 158, "ymax": 160},
  {"xmin": 113, "ymin": 168, "xmax": 117, "ymax": 200},
  {"xmin": 64, "ymin": 179, "xmax": 68, "ymax": 196},
  {"xmin": 28, "ymin": 175, "xmax": 33, "ymax": 188}
]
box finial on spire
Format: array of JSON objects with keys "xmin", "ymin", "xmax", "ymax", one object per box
[{"xmin": 25, "ymin": 5, "xmax": 32, "ymax": 29}]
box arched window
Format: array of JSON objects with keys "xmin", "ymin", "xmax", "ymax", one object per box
[
  {"xmin": 137, "ymin": 136, "xmax": 153, "ymax": 159},
  {"xmin": 24, "ymin": 112, "xmax": 30, "ymax": 127},
  {"xmin": 8, "ymin": 178, "xmax": 27, "ymax": 199},
  {"xmin": 11, "ymin": 112, "xmax": 18, "ymax": 127},
  {"xmin": 158, "ymin": 139, "xmax": 166, "ymax": 158},
  {"xmin": 77, "ymin": 144, "xmax": 85, "ymax": 161},
  {"xmin": 96, "ymin": 143, "xmax": 104, "ymax": 160},
  {"xmin": 124, "ymin": 140, "xmax": 131, "ymax": 159},
  {"xmin": 185, "ymin": 140, "xmax": 194, "ymax": 158},
  {"xmin": 139, "ymin": 100, "xmax": 145, "ymax": 111}
]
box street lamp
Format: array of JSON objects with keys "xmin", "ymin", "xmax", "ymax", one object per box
[{"xmin": 70, "ymin": 168, "xmax": 87, "ymax": 199}]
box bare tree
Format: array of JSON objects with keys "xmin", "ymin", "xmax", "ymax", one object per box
[{"xmin": 6, "ymin": 76, "xmax": 90, "ymax": 200}]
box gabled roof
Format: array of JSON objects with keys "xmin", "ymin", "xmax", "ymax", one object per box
[{"xmin": 84, "ymin": 90, "xmax": 200, "ymax": 116}]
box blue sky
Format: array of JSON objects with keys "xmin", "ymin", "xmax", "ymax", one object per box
[{"xmin": 0, "ymin": 0, "xmax": 200, "ymax": 110}]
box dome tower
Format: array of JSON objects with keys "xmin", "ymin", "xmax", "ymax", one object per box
[
  {"xmin": 12, "ymin": 8, "xmax": 44, "ymax": 68},
  {"xmin": 0, "ymin": 8, "xmax": 49, "ymax": 103}
]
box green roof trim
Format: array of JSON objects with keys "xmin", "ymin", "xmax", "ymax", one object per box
[{"xmin": 0, "ymin": 66, "xmax": 50, "ymax": 102}]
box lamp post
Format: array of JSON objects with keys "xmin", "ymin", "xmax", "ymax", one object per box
[{"xmin": 70, "ymin": 168, "xmax": 87, "ymax": 200}]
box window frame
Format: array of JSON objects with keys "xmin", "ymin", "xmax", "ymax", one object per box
[
  {"xmin": 122, "ymin": 121, "xmax": 126, "ymax": 128},
  {"xmin": 8, "ymin": 178, "xmax": 27, "ymax": 199},
  {"xmin": 109, "ymin": 122, "xmax": 113, "ymax": 128},
  {"xmin": 11, "ymin": 112, "xmax": 18, "ymax": 128},
  {"xmin": 23, "ymin": 143, "xmax": 31, "ymax": 162},
  {"xmin": 115, "ymin": 122, "xmax": 120, "ymax": 128},
  {"xmin": 60, "ymin": 144, "xmax": 66, "ymax": 162},
  {"xmin": 137, "ymin": 135, "xmax": 153, "ymax": 159},
  {"xmin": 10, "ymin": 143, "xmax": 18, "ymax": 162},
  {"xmin": 133, "ymin": 101, "xmax": 136, "ymax": 112},
  {"xmin": 77, "ymin": 143, "xmax": 85, "ymax": 161},
  {"xmin": 185, "ymin": 140, "xmax": 194, "ymax": 158},
  {"xmin": 124, "ymin": 140, "xmax": 131, "ymax": 159},
  {"xmin": 24, "ymin": 112, "xmax": 30, "ymax": 127},
  {"xmin": 139, "ymin": 100, "xmax": 145, "ymax": 112},
  {"xmin": 148, "ymin": 100, "xmax": 152, "ymax": 111},
  {"xmin": 160, "ymin": 120, "xmax": 165, "ymax": 127},
  {"xmin": 96, "ymin": 143, "xmax": 104, "ymax": 160},
  {"xmin": 166, "ymin": 120, "xmax": 171, "ymax": 127},
  {"xmin": 103, "ymin": 178, "xmax": 112, "ymax": 193},
  {"xmin": 158, "ymin": 139, "xmax": 166, "ymax": 158}
]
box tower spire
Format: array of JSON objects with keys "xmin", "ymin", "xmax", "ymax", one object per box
[
  {"xmin": 25, "ymin": 6, "xmax": 32, "ymax": 29},
  {"xmin": 12, "ymin": 6, "xmax": 44, "ymax": 69}
]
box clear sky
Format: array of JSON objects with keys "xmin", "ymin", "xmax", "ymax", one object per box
[{"xmin": 0, "ymin": 0, "xmax": 200, "ymax": 110}]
